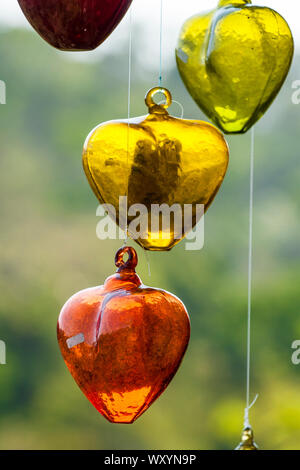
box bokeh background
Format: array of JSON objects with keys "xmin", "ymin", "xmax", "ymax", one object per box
[{"xmin": 0, "ymin": 0, "xmax": 300, "ymax": 450}]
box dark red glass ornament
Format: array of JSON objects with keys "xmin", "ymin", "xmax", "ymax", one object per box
[
  {"xmin": 57, "ymin": 247, "xmax": 190, "ymax": 423},
  {"xmin": 17, "ymin": 0, "xmax": 133, "ymax": 51}
]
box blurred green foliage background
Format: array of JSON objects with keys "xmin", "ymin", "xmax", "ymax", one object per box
[{"xmin": 0, "ymin": 25, "xmax": 300, "ymax": 450}]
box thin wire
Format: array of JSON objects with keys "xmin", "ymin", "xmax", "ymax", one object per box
[
  {"xmin": 159, "ymin": 0, "xmax": 163, "ymax": 87},
  {"xmin": 141, "ymin": 0, "xmax": 163, "ymax": 275},
  {"xmin": 244, "ymin": 126, "xmax": 256, "ymax": 428},
  {"xmin": 127, "ymin": 7, "xmax": 132, "ymax": 128},
  {"xmin": 158, "ymin": 99, "xmax": 184, "ymax": 118},
  {"xmin": 244, "ymin": 394, "xmax": 259, "ymax": 430},
  {"xmin": 125, "ymin": 5, "xmax": 133, "ymax": 246}
]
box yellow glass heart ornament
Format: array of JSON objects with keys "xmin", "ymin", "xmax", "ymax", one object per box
[
  {"xmin": 83, "ymin": 87, "xmax": 229, "ymax": 251},
  {"xmin": 176, "ymin": 0, "xmax": 294, "ymax": 134}
]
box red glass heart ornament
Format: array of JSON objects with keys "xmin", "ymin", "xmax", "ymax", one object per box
[
  {"xmin": 17, "ymin": 0, "xmax": 133, "ymax": 51},
  {"xmin": 57, "ymin": 247, "xmax": 190, "ymax": 423}
]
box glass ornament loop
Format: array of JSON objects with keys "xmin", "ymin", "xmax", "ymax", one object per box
[
  {"xmin": 145, "ymin": 87, "xmax": 172, "ymax": 114},
  {"xmin": 115, "ymin": 246, "xmax": 138, "ymax": 271},
  {"xmin": 218, "ymin": 0, "xmax": 251, "ymax": 6}
]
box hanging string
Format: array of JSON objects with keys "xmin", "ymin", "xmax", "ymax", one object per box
[
  {"xmin": 141, "ymin": 0, "xmax": 164, "ymax": 276},
  {"xmin": 127, "ymin": 6, "xmax": 132, "ymax": 131},
  {"xmin": 158, "ymin": 99, "xmax": 184, "ymax": 118},
  {"xmin": 244, "ymin": 394, "xmax": 259, "ymax": 429},
  {"xmin": 172, "ymin": 100, "xmax": 184, "ymax": 119},
  {"xmin": 159, "ymin": 0, "xmax": 163, "ymax": 87},
  {"xmin": 124, "ymin": 5, "xmax": 133, "ymax": 247},
  {"xmin": 244, "ymin": 126, "xmax": 258, "ymax": 429}
]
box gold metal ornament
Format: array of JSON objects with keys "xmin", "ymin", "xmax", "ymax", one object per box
[
  {"xmin": 236, "ymin": 427, "xmax": 259, "ymax": 450},
  {"xmin": 83, "ymin": 87, "xmax": 229, "ymax": 251},
  {"xmin": 176, "ymin": 0, "xmax": 294, "ymax": 134}
]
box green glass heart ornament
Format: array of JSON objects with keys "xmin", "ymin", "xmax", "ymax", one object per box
[{"xmin": 176, "ymin": 0, "xmax": 294, "ymax": 134}]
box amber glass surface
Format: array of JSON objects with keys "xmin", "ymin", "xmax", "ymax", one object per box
[
  {"xmin": 176, "ymin": 0, "xmax": 294, "ymax": 134},
  {"xmin": 17, "ymin": 0, "xmax": 133, "ymax": 51},
  {"xmin": 83, "ymin": 87, "xmax": 229, "ymax": 251},
  {"xmin": 235, "ymin": 427, "xmax": 259, "ymax": 450},
  {"xmin": 57, "ymin": 247, "xmax": 190, "ymax": 424}
]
